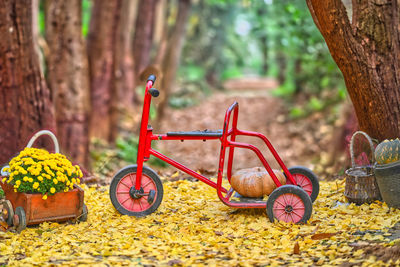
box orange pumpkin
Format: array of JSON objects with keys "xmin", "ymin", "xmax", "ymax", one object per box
[{"xmin": 231, "ymin": 167, "xmax": 286, "ymax": 198}]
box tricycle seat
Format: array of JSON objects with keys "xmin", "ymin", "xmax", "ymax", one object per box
[{"xmin": 166, "ymin": 129, "xmax": 223, "ymax": 137}]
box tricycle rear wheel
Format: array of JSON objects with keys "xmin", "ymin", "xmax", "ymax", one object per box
[
  {"xmin": 286, "ymin": 166, "xmax": 319, "ymax": 202},
  {"xmin": 266, "ymin": 185, "xmax": 312, "ymax": 224},
  {"xmin": 110, "ymin": 165, "xmax": 163, "ymax": 217}
]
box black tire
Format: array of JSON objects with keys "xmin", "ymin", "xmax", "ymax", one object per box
[
  {"xmin": 79, "ymin": 203, "xmax": 88, "ymax": 222},
  {"xmin": 3, "ymin": 200, "xmax": 14, "ymax": 226},
  {"xmin": 110, "ymin": 165, "xmax": 163, "ymax": 217},
  {"xmin": 15, "ymin": 206, "xmax": 26, "ymax": 232},
  {"xmin": 286, "ymin": 166, "xmax": 320, "ymax": 203},
  {"xmin": 266, "ymin": 185, "xmax": 312, "ymax": 224}
]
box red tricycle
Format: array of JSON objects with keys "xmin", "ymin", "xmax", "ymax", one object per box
[{"xmin": 109, "ymin": 75, "xmax": 319, "ymax": 224}]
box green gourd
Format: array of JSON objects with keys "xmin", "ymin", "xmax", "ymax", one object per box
[{"xmin": 375, "ymin": 138, "xmax": 400, "ymax": 165}]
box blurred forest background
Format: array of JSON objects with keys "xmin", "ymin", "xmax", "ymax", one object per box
[{"xmin": 1, "ymin": 0, "xmax": 359, "ymax": 181}]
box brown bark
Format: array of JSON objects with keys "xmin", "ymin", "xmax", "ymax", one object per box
[
  {"xmin": 87, "ymin": 0, "xmax": 122, "ymax": 142},
  {"xmin": 136, "ymin": 0, "xmax": 170, "ymax": 84},
  {"xmin": 44, "ymin": 0, "xmax": 91, "ymax": 166},
  {"xmin": 137, "ymin": 0, "xmax": 170, "ymax": 83},
  {"xmin": 276, "ymin": 52, "xmax": 287, "ymax": 85},
  {"xmin": 114, "ymin": 0, "xmax": 137, "ymax": 108},
  {"xmin": 260, "ymin": 36, "xmax": 269, "ymax": 75},
  {"xmin": 0, "ymin": 0, "xmax": 55, "ymax": 165},
  {"xmin": 306, "ymin": 0, "xmax": 400, "ymax": 141},
  {"xmin": 132, "ymin": 0, "xmax": 159, "ymax": 83},
  {"xmin": 156, "ymin": 0, "xmax": 192, "ymax": 122},
  {"xmin": 110, "ymin": 0, "xmax": 138, "ymax": 142},
  {"xmin": 32, "ymin": 0, "xmax": 44, "ymax": 73},
  {"xmin": 153, "ymin": 0, "xmax": 170, "ymax": 67}
]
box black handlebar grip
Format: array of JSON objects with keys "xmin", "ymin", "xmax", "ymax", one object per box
[
  {"xmin": 148, "ymin": 88, "xmax": 159, "ymax": 97},
  {"xmin": 147, "ymin": 74, "xmax": 156, "ymax": 84}
]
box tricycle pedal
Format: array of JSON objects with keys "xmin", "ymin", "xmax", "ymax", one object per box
[{"xmin": 147, "ymin": 190, "xmax": 156, "ymax": 204}]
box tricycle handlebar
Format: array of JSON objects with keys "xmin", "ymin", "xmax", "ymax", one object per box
[
  {"xmin": 148, "ymin": 88, "xmax": 159, "ymax": 97},
  {"xmin": 147, "ymin": 74, "xmax": 156, "ymax": 84}
]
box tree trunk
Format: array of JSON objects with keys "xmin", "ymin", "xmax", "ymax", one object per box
[
  {"xmin": 44, "ymin": 0, "xmax": 91, "ymax": 166},
  {"xmin": 256, "ymin": 5, "xmax": 269, "ymax": 76},
  {"xmin": 87, "ymin": 0, "xmax": 122, "ymax": 142},
  {"xmin": 0, "ymin": 0, "xmax": 55, "ymax": 165},
  {"xmin": 110, "ymin": 0, "xmax": 138, "ymax": 141},
  {"xmin": 260, "ymin": 35, "xmax": 269, "ymax": 76},
  {"xmin": 294, "ymin": 58, "xmax": 302, "ymax": 94},
  {"xmin": 276, "ymin": 51, "xmax": 286, "ymax": 85},
  {"xmin": 153, "ymin": 0, "xmax": 170, "ymax": 67},
  {"xmin": 132, "ymin": 0, "xmax": 159, "ymax": 84},
  {"xmin": 32, "ymin": 0, "xmax": 44, "ymax": 73},
  {"xmin": 156, "ymin": 0, "xmax": 191, "ymax": 122},
  {"xmin": 306, "ymin": 0, "xmax": 400, "ymax": 141}
]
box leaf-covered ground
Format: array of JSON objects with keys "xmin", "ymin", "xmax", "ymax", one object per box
[{"xmin": 1, "ymin": 179, "xmax": 400, "ymax": 266}]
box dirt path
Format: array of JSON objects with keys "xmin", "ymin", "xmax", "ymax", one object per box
[{"xmin": 157, "ymin": 85, "xmax": 335, "ymax": 177}]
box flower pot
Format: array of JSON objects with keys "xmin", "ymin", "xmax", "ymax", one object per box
[
  {"xmin": 0, "ymin": 179, "xmax": 87, "ymax": 232},
  {"xmin": 374, "ymin": 161, "xmax": 400, "ymax": 208}
]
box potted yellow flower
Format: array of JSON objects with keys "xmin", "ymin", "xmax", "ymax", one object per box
[{"xmin": 0, "ymin": 130, "xmax": 88, "ymax": 232}]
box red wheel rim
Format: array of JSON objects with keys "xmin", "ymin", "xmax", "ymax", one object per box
[
  {"xmin": 288, "ymin": 173, "xmax": 313, "ymax": 197},
  {"xmin": 272, "ymin": 193, "xmax": 305, "ymax": 223},
  {"xmin": 116, "ymin": 173, "xmax": 157, "ymax": 212}
]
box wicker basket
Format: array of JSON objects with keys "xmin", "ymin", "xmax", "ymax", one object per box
[{"xmin": 344, "ymin": 131, "xmax": 381, "ymax": 205}]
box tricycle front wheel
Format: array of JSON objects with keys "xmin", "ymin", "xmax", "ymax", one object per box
[
  {"xmin": 266, "ymin": 185, "xmax": 312, "ymax": 224},
  {"xmin": 286, "ymin": 166, "xmax": 319, "ymax": 202},
  {"xmin": 110, "ymin": 165, "xmax": 163, "ymax": 217}
]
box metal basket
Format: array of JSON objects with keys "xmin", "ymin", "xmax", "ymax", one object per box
[{"xmin": 374, "ymin": 157, "xmax": 400, "ymax": 208}]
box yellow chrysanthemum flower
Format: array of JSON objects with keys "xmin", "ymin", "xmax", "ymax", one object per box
[
  {"xmin": 33, "ymin": 182, "xmax": 39, "ymax": 189},
  {"xmin": 42, "ymin": 195, "xmax": 48, "ymax": 200},
  {"xmin": 5, "ymin": 147, "xmax": 83, "ymax": 196}
]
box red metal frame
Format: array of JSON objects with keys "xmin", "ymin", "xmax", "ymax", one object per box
[{"xmin": 136, "ymin": 79, "xmax": 297, "ymax": 209}]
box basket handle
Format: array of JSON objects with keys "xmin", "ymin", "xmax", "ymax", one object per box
[
  {"xmin": 350, "ymin": 131, "xmax": 375, "ymax": 168},
  {"xmin": 26, "ymin": 130, "xmax": 60, "ymax": 153}
]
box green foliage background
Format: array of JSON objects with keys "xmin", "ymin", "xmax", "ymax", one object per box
[{"xmin": 179, "ymin": 0, "xmax": 346, "ymax": 114}]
